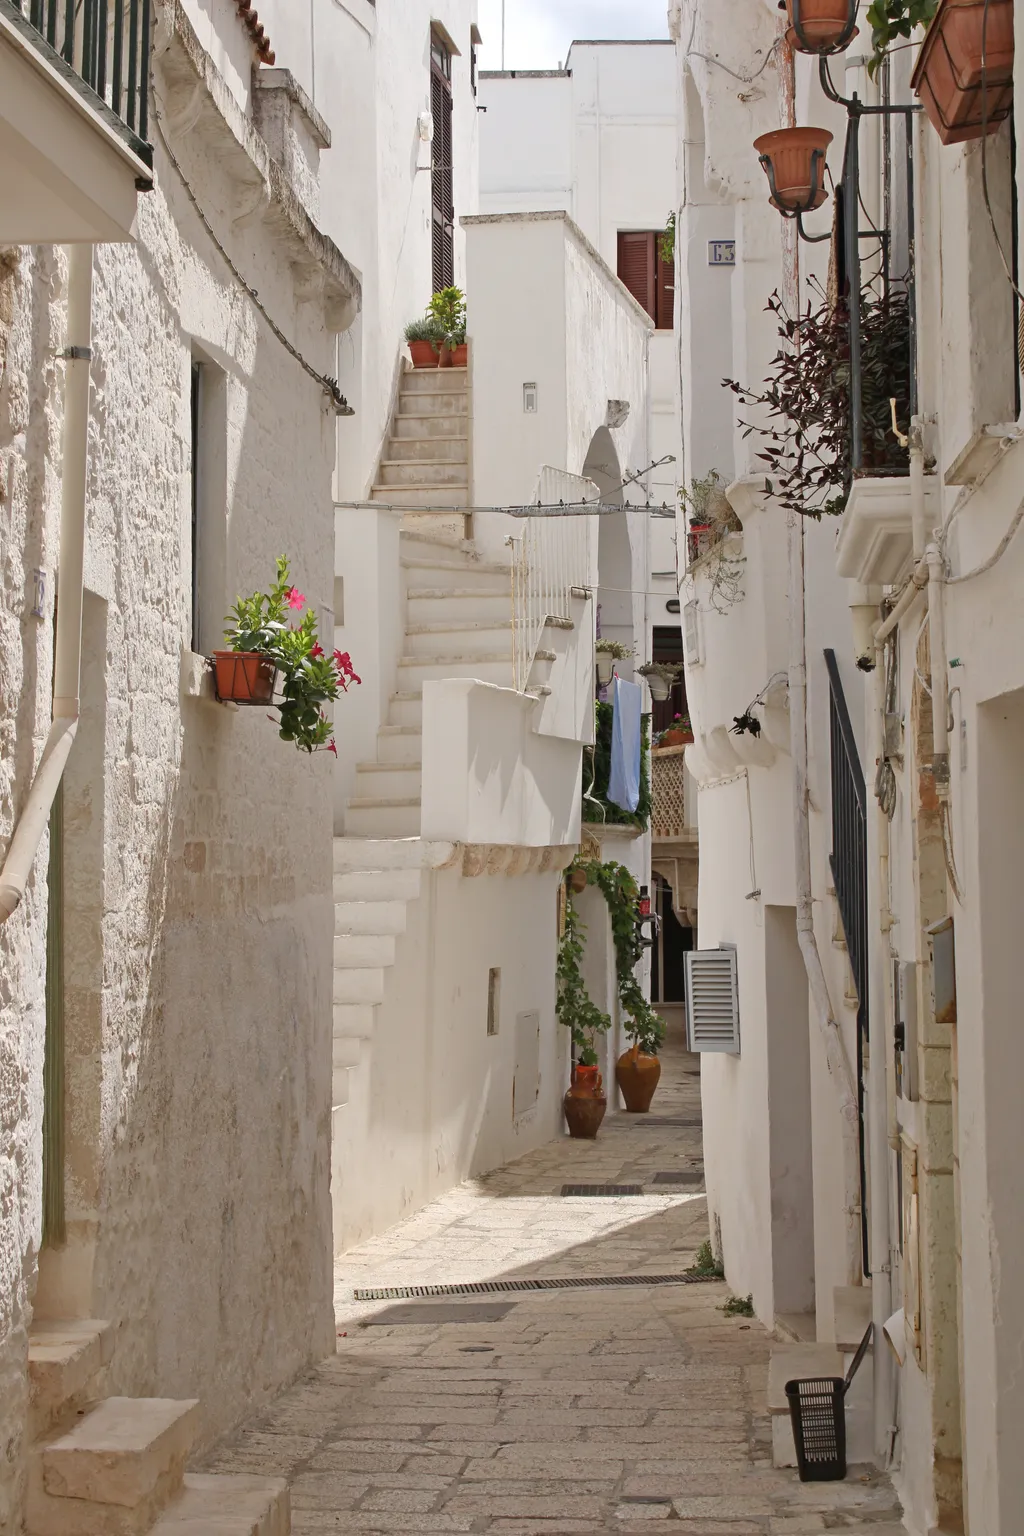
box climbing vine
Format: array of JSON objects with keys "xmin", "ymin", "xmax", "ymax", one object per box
[
  {"xmin": 555, "ymin": 898, "xmax": 611, "ymax": 1066},
  {"xmin": 556, "ymin": 858, "xmax": 666, "ymax": 1062}
]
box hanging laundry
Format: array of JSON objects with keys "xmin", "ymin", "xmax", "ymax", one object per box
[{"xmin": 608, "ymin": 675, "xmax": 642, "ymax": 813}]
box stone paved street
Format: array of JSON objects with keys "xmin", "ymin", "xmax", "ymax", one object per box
[{"xmin": 203, "ymin": 1031, "xmax": 905, "ymax": 1533}]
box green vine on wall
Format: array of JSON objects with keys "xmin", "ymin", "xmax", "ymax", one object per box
[{"xmin": 556, "ymin": 858, "xmax": 666, "ymax": 1063}]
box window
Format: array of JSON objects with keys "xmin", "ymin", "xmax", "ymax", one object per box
[
  {"xmin": 616, "ymin": 231, "xmax": 674, "ymax": 330},
  {"xmin": 430, "ymin": 29, "xmax": 455, "ymax": 292},
  {"xmin": 188, "ymin": 350, "xmax": 227, "ymax": 656}
]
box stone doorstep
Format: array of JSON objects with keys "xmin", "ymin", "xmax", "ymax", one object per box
[
  {"xmin": 28, "ymin": 1320, "xmax": 114, "ymax": 1436},
  {"xmin": 150, "ymin": 1472, "xmax": 290, "ymax": 1535},
  {"xmin": 40, "ymin": 1396, "xmax": 201, "ymax": 1508},
  {"xmin": 834, "ymin": 1284, "xmax": 872, "ymax": 1352}
]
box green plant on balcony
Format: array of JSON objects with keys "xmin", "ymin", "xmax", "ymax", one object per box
[
  {"xmin": 681, "ymin": 469, "xmax": 745, "ymax": 611},
  {"xmin": 723, "ymin": 279, "xmax": 911, "ymax": 519},
  {"xmin": 583, "ymin": 702, "xmax": 651, "ymax": 831},
  {"xmin": 866, "ymin": 0, "xmax": 938, "ymax": 78},
  {"xmin": 427, "ymin": 285, "xmax": 467, "ymax": 348}
]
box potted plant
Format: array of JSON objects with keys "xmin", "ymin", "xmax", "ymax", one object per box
[
  {"xmin": 404, "ymin": 315, "xmax": 443, "ymax": 369},
  {"xmin": 782, "ymin": 0, "xmax": 858, "ymax": 52},
  {"xmin": 637, "ymin": 661, "xmax": 682, "ymax": 703},
  {"xmin": 754, "ymin": 126, "xmax": 833, "ymax": 214},
  {"xmin": 216, "ymin": 557, "xmax": 361, "ymax": 754},
  {"xmin": 595, "ymin": 638, "xmax": 632, "ymax": 686},
  {"xmin": 909, "ymin": 0, "xmax": 1014, "ymax": 145},
  {"xmin": 427, "ymin": 285, "xmax": 468, "ymax": 368},
  {"xmin": 557, "ymin": 894, "xmax": 611, "ymax": 1138},
  {"xmin": 654, "ymin": 713, "xmax": 694, "ymax": 748}
]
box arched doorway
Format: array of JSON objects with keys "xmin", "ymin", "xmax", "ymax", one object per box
[{"xmin": 583, "ymin": 427, "xmax": 632, "ymax": 668}]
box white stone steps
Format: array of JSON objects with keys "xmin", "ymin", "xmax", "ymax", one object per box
[
  {"xmin": 379, "ymin": 460, "xmax": 469, "ymax": 488},
  {"xmin": 29, "ymin": 1320, "xmax": 113, "ymax": 1437},
  {"xmin": 334, "ymin": 898, "xmax": 410, "ymax": 935},
  {"xmin": 332, "ymin": 967, "xmax": 386, "ymax": 1005},
  {"xmin": 397, "ymin": 396, "xmax": 468, "ymax": 419},
  {"xmin": 387, "ymin": 693, "xmax": 423, "ymax": 727},
  {"xmin": 396, "ymin": 653, "xmax": 510, "ymax": 686},
  {"xmin": 333, "ymin": 1036, "xmax": 362, "ymax": 1070},
  {"xmin": 333, "ymin": 837, "xmax": 432, "ymax": 872},
  {"xmin": 334, "ymin": 933, "xmax": 396, "ymax": 969},
  {"xmin": 333, "ymin": 1003, "xmax": 377, "ymax": 1040},
  {"xmin": 376, "ymin": 726, "xmax": 424, "ymax": 764},
  {"xmin": 333, "ymin": 867, "xmax": 422, "ymax": 901},
  {"xmin": 28, "ymin": 1396, "xmax": 200, "ymax": 1536},
  {"xmin": 392, "ymin": 415, "xmax": 467, "ymax": 440},
  {"xmin": 371, "ymin": 484, "xmax": 469, "ymax": 508},
  {"xmin": 386, "ymin": 435, "xmax": 468, "ymax": 461},
  {"xmin": 345, "ymin": 800, "xmax": 422, "ymax": 838},
  {"xmin": 150, "ymin": 1472, "xmax": 289, "ymax": 1536},
  {"xmin": 404, "ymin": 620, "xmax": 512, "ymax": 657},
  {"xmin": 400, "ymin": 553, "xmax": 509, "ymax": 577},
  {"xmin": 353, "ymin": 761, "xmax": 422, "ymax": 798}
]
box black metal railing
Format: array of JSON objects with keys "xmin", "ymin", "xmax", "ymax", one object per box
[
  {"xmin": 6, "ymin": 0, "xmax": 153, "ymax": 166},
  {"xmin": 824, "ymin": 649, "xmax": 870, "ymax": 1278}
]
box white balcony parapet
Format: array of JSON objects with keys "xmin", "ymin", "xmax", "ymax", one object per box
[{"xmin": 836, "ymin": 474, "xmax": 939, "ymax": 586}]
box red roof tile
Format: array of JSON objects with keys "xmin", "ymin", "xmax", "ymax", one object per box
[{"xmin": 235, "ymin": 0, "xmax": 275, "ymax": 65}]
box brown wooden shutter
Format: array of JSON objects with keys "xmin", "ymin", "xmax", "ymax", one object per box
[
  {"xmin": 617, "ymin": 232, "xmax": 656, "ymax": 320},
  {"xmin": 656, "ymin": 247, "xmax": 674, "ymax": 331},
  {"xmin": 431, "ymin": 58, "xmax": 454, "ymax": 292}
]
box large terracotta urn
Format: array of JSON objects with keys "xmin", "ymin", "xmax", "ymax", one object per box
[
  {"xmin": 616, "ymin": 1045, "xmax": 662, "ymax": 1114},
  {"xmin": 563, "ymin": 1065, "xmax": 607, "ymax": 1139}
]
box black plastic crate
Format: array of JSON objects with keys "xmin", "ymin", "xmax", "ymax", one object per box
[{"xmin": 785, "ymin": 1376, "xmax": 846, "ymax": 1481}]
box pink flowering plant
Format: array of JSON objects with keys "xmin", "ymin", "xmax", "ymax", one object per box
[{"xmin": 223, "ymin": 556, "xmax": 360, "ymax": 754}]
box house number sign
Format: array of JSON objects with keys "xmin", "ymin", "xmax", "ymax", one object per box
[{"xmin": 708, "ymin": 240, "xmax": 736, "ymax": 267}]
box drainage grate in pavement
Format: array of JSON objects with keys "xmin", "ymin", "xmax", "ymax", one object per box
[
  {"xmin": 651, "ymin": 1170, "xmax": 705, "ymax": 1186},
  {"xmin": 362, "ymin": 1301, "xmax": 517, "ymax": 1326},
  {"xmin": 354, "ymin": 1273, "xmax": 723, "ymax": 1301},
  {"xmin": 631, "ymin": 1116, "xmax": 703, "ymax": 1128},
  {"xmin": 560, "ymin": 1183, "xmax": 644, "ymax": 1197}
]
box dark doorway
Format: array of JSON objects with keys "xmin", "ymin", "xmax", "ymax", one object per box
[
  {"xmin": 652, "ymin": 875, "xmax": 692, "ymax": 1005},
  {"xmin": 652, "ymin": 624, "xmax": 687, "ymax": 735}
]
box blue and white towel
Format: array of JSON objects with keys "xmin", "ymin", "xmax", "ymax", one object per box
[{"xmin": 608, "ymin": 675, "xmax": 642, "ymax": 814}]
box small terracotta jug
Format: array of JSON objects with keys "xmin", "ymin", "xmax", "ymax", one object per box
[{"xmin": 563, "ymin": 1064, "xmax": 607, "ymax": 1139}]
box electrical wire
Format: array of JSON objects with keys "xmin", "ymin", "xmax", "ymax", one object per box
[
  {"xmin": 945, "ymin": 493, "xmax": 1024, "ymax": 583},
  {"xmin": 979, "ymin": 0, "xmax": 1024, "ymax": 306},
  {"xmin": 151, "ymin": 98, "xmax": 353, "ymax": 415}
]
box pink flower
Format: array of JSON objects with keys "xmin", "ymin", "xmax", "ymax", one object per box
[
  {"xmin": 334, "ymin": 649, "xmax": 362, "ymax": 686},
  {"xmin": 310, "ymin": 642, "xmax": 324, "ymax": 658},
  {"xmin": 327, "ymin": 738, "xmax": 338, "ymax": 756},
  {"xmin": 286, "ymin": 586, "xmax": 306, "ymax": 611}
]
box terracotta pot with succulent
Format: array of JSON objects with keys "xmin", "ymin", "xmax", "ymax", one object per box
[
  {"xmin": 595, "ymin": 638, "xmax": 632, "ymax": 687},
  {"xmin": 636, "ymin": 662, "xmax": 682, "ymax": 703},
  {"xmin": 654, "ymin": 714, "xmax": 694, "ymax": 749},
  {"xmin": 427, "ymin": 286, "xmax": 468, "ymax": 367},
  {"xmin": 216, "ymin": 557, "xmax": 361, "ymax": 754},
  {"xmin": 404, "ymin": 315, "xmax": 443, "ymax": 368},
  {"xmin": 557, "ymin": 892, "xmax": 611, "ymax": 1138}
]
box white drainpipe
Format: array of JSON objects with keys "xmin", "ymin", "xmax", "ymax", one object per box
[
  {"xmin": 0, "ymin": 245, "xmax": 93, "ymax": 924},
  {"xmin": 788, "ymin": 512, "xmax": 863, "ymax": 1287}
]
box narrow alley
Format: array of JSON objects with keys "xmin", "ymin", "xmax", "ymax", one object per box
[{"xmin": 202, "ymin": 1034, "xmax": 902, "ymax": 1534}]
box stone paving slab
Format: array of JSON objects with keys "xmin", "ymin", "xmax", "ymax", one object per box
[{"xmin": 202, "ymin": 1033, "xmax": 905, "ymax": 1532}]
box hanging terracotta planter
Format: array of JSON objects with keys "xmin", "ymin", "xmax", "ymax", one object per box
[
  {"xmin": 563, "ymin": 1065, "xmax": 607, "ymax": 1139},
  {"xmin": 754, "ymin": 126, "xmax": 833, "ymax": 214},
  {"xmin": 616, "ymin": 1045, "xmax": 662, "ymax": 1113},
  {"xmin": 911, "ymin": 0, "xmax": 1014, "ymax": 146},
  {"xmin": 211, "ymin": 651, "xmax": 277, "ymax": 704},
  {"xmin": 569, "ymin": 868, "xmax": 589, "ymax": 895},
  {"xmin": 784, "ymin": 0, "xmax": 858, "ymax": 53}
]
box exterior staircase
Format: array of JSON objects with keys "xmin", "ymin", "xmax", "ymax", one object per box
[
  {"xmin": 371, "ymin": 364, "xmax": 470, "ymax": 518},
  {"xmin": 25, "ymin": 1319, "xmax": 288, "ymax": 1535}
]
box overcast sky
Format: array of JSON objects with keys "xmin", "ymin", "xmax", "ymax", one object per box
[{"xmin": 476, "ymin": 0, "xmax": 670, "ymax": 72}]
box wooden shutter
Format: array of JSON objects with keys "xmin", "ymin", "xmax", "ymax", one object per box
[
  {"xmin": 431, "ymin": 52, "xmax": 454, "ymax": 293},
  {"xmin": 617, "ymin": 231, "xmax": 656, "ymax": 320},
  {"xmin": 656, "ymin": 247, "xmax": 674, "ymax": 330},
  {"xmin": 685, "ymin": 947, "xmax": 740, "ymax": 1053}
]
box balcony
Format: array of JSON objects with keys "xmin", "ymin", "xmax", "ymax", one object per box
[
  {"xmin": 651, "ymin": 745, "xmax": 697, "ymax": 844},
  {"xmin": 1, "ymin": 0, "xmax": 154, "ymax": 244}
]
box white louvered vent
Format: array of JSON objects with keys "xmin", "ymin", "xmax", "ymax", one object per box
[
  {"xmin": 685, "ymin": 947, "xmax": 740, "ymax": 1053},
  {"xmin": 683, "ymin": 600, "xmax": 702, "ymax": 665}
]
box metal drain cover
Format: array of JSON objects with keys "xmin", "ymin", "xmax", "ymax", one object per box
[
  {"xmin": 632, "ymin": 1117, "xmax": 702, "ymax": 1128},
  {"xmin": 362, "ymin": 1300, "xmax": 517, "ymax": 1326},
  {"xmin": 560, "ymin": 1183, "xmax": 644, "ymax": 1197},
  {"xmin": 354, "ymin": 1273, "xmax": 722, "ymax": 1301},
  {"xmin": 651, "ymin": 1170, "xmax": 705, "ymax": 1186}
]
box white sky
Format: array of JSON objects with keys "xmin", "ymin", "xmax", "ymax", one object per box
[{"xmin": 476, "ymin": 0, "xmax": 670, "ymax": 72}]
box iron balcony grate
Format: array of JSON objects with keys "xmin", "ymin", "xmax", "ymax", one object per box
[
  {"xmin": 560, "ymin": 1183, "xmax": 644, "ymax": 1197},
  {"xmin": 353, "ymin": 1272, "xmax": 725, "ymax": 1301}
]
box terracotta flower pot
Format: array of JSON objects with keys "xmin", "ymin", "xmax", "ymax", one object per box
[
  {"xmin": 408, "ymin": 340, "xmax": 439, "ymax": 368},
  {"xmin": 785, "ymin": 0, "xmax": 857, "ymax": 52},
  {"xmin": 212, "ymin": 650, "xmax": 277, "ymax": 704},
  {"xmin": 569, "ymin": 868, "xmax": 588, "ymax": 894},
  {"xmin": 754, "ymin": 126, "xmax": 833, "ymax": 214},
  {"xmin": 616, "ymin": 1046, "xmax": 662, "ymax": 1113},
  {"xmin": 657, "ymin": 728, "xmax": 693, "ymax": 748},
  {"xmin": 564, "ymin": 1065, "xmax": 607, "ymax": 1139},
  {"xmin": 911, "ymin": 0, "xmax": 1014, "ymax": 146},
  {"xmin": 450, "ymin": 342, "xmax": 468, "ymax": 367}
]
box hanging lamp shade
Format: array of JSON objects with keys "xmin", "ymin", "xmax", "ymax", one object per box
[
  {"xmin": 782, "ymin": 0, "xmax": 858, "ymax": 54},
  {"xmin": 754, "ymin": 127, "xmax": 833, "ymax": 215}
]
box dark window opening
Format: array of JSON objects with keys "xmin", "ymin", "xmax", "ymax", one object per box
[
  {"xmin": 651, "ymin": 876, "xmax": 692, "ymax": 1005},
  {"xmin": 652, "ymin": 624, "xmax": 687, "ymax": 735},
  {"xmin": 617, "ymin": 231, "xmax": 674, "ymax": 330},
  {"xmin": 431, "ymin": 29, "xmax": 455, "ymax": 292}
]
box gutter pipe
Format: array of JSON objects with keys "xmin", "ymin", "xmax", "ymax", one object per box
[{"xmin": 0, "ymin": 245, "xmax": 93, "ymax": 924}]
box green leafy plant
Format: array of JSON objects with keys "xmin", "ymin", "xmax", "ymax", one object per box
[
  {"xmin": 720, "ymin": 1293, "xmax": 755, "ymax": 1317},
  {"xmin": 866, "ymin": 0, "xmax": 938, "ymax": 78},
  {"xmin": 653, "ymin": 713, "xmax": 692, "ymax": 746},
  {"xmin": 569, "ymin": 858, "xmax": 666, "ymax": 1055},
  {"xmin": 595, "ymin": 638, "xmax": 634, "ymax": 659},
  {"xmin": 224, "ymin": 557, "xmax": 360, "ymax": 754},
  {"xmin": 404, "ymin": 314, "xmax": 445, "ymax": 348},
  {"xmin": 556, "ymin": 898, "xmax": 612, "ymax": 1065},
  {"xmin": 724, "ymin": 281, "xmax": 911, "ymax": 520},
  {"xmin": 427, "ymin": 285, "xmax": 467, "ymax": 347},
  {"xmin": 659, "ymin": 211, "xmax": 676, "ymax": 267},
  {"xmin": 686, "ymin": 1240, "xmax": 724, "ymax": 1279},
  {"xmin": 583, "ymin": 703, "xmax": 652, "ymax": 831}
]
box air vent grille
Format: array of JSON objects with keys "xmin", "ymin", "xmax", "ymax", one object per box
[{"xmin": 685, "ymin": 946, "xmax": 740, "ymax": 1053}]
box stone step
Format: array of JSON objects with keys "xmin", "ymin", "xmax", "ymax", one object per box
[
  {"xmin": 387, "ymin": 692, "xmax": 423, "ymax": 728},
  {"xmin": 379, "ymin": 459, "xmax": 469, "ymax": 488},
  {"xmin": 404, "ymin": 620, "xmax": 513, "ymax": 657},
  {"xmin": 400, "ymin": 551, "xmax": 509, "ymax": 579},
  {"xmin": 28, "ymin": 1397, "xmax": 200, "ymax": 1536},
  {"xmin": 371, "ymin": 483, "xmax": 469, "ymax": 508},
  {"xmin": 332, "ymin": 967, "xmax": 386, "ymax": 1005},
  {"xmin": 354, "ymin": 761, "xmax": 423, "ymax": 799},
  {"xmin": 397, "ymin": 653, "xmax": 511, "ymax": 686},
  {"xmin": 333, "ymin": 866, "xmax": 422, "ymax": 901},
  {"xmin": 345, "ymin": 798, "xmax": 422, "ymax": 839},
  {"xmin": 376, "ymin": 725, "xmax": 423, "ymax": 765},
  {"xmin": 29, "ymin": 1320, "xmax": 114, "ymax": 1437},
  {"xmin": 400, "ymin": 365, "xmax": 468, "ymax": 393},
  {"xmin": 406, "ymin": 589, "xmax": 510, "ymax": 628},
  {"xmin": 768, "ymin": 1342, "xmax": 873, "ymax": 1470},
  {"xmin": 333, "ymin": 1035, "xmax": 362, "ymax": 1070},
  {"xmin": 150, "ymin": 1472, "xmax": 289, "ymax": 1535},
  {"xmin": 334, "ymin": 897, "xmax": 410, "ymax": 936},
  {"xmin": 392, "ymin": 413, "xmax": 468, "ymax": 440},
  {"xmin": 386, "ymin": 434, "xmax": 468, "ymax": 462},
  {"xmin": 333, "ymin": 1003, "xmax": 377, "ymax": 1040},
  {"xmin": 334, "ymin": 933, "xmax": 396, "ymax": 969},
  {"xmin": 401, "ymin": 511, "xmax": 469, "ymax": 544},
  {"xmin": 333, "ymin": 837, "xmax": 429, "ymax": 873}
]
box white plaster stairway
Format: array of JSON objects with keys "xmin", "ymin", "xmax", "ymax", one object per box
[
  {"xmin": 371, "ymin": 365, "xmax": 470, "ymax": 509},
  {"xmin": 25, "ymin": 1320, "xmax": 288, "ymax": 1534}
]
